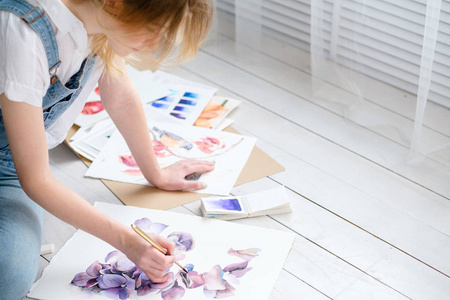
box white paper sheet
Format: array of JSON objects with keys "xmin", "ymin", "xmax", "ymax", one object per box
[
  {"xmin": 85, "ymin": 122, "xmax": 256, "ymax": 195},
  {"xmin": 28, "ymin": 202, "xmax": 294, "ymax": 300},
  {"xmin": 147, "ymin": 71, "xmax": 218, "ymax": 126},
  {"xmin": 75, "ymin": 66, "xmax": 172, "ymax": 128}
]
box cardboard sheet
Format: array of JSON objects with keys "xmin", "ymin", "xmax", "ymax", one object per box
[{"xmin": 65, "ymin": 126, "xmax": 284, "ymax": 210}]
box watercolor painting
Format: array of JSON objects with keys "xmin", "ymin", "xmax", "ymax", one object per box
[
  {"xmin": 75, "ymin": 66, "xmax": 172, "ymax": 128},
  {"xmin": 149, "ymin": 88, "xmax": 216, "ymax": 126},
  {"xmin": 75, "ymin": 86, "xmax": 111, "ymax": 127},
  {"xmin": 71, "ymin": 217, "xmax": 260, "ymax": 300},
  {"xmin": 28, "ymin": 203, "xmax": 294, "ymax": 300},
  {"xmin": 147, "ymin": 71, "xmax": 218, "ymax": 126},
  {"xmin": 85, "ymin": 122, "xmax": 256, "ymax": 195},
  {"xmin": 194, "ymin": 97, "xmax": 241, "ymax": 130}
]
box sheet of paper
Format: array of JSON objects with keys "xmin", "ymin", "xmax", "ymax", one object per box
[
  {"xmin": 194, "ymin": 96, "xmax": 241, "ymax": 129},
  {"xmin": 245, "ymin": 185, "xmax": 290, "ymax": 214},
  {"xmin": 147, "ymin": 71, "xmax": 218, "ymax": 126},
  {"xmin": 75, "ymin": 66, "xmax": 172, "ymax": 128},
  {"xmin": 85, "ymin": 122, "xmax": 256, "ymax": 195},
  {"xmin": 28, "ymin": 202, "xmax": 294, "ymax": 300}
]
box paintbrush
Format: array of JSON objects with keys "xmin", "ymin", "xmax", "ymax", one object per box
[{"xmin": 131, "ymin": 224, "xmax": 188, "ymax": 273}]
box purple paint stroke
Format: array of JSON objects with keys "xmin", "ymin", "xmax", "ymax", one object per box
[{"xmin": 71, "ymin": 218, "xmax": 261, "ymax": 300}]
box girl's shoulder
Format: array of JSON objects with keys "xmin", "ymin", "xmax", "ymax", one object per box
[{"xmin": 0, "ymin": 9, "xmax": 49, "ymax": 107}]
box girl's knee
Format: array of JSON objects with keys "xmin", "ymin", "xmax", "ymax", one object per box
[
  {"xmin": 0, "ymin": 233, "xmax": 41, "ymax": 299},
  {"xmin": 0, "ymin": 201, "xmax": 43, "ymax": 299}
]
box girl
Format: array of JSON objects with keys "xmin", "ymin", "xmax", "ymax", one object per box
[{"xmin": 0, "ymin": 0, "xmax": 214, "ymax": 298}]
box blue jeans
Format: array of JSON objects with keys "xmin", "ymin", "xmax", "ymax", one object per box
[{"xmin": 0, "ymin": 165, "xmax": 44, "ymax": 300}]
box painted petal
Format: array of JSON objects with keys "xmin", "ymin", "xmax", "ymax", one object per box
[
  {"xmin": 119, "ymin": 155, "xmax": 138, "ymax": 168},
  {"xmin": 136, "ymin": 280, "xmax": 156, "ymax": 297},
  {"xmin": 111, "ymin": 256, "xmax": 135, "ymax": 273},
  {"xmin": 133, "ymin": 218, "xmax": 168, "ymax": 235},
  {"xmin": 101, "ymin": 287, "xmax": 130, "ymax": 300},
  {"xmin": 223, "ymin": 261, "xmax": 248, "ymax": 273},
  {"xmin": 105, "ymin": 250, "xmax": 123, "ymax": 263},
  {"xmin": 215, "ymin": 282, "xmax": 236, "ymax": 299},
  {"xmin": 230, "ymin": 267, "xmax": 252, "ymax": 278},
  {"xmin": 86, "ymin": 260, "xmax": 102, "ymax": 277},
  {"xmin": 203, "ymin": 265, "xmax": 226, "ymax": 291},
  {"xmin": 134, "ymin": 218, "xmax": 152, "ymax": 230},
  {"xmin": 205, "ymin": 137, "xmax": 220, "ymax": 145},
  {"xmin": 161, "ymin": 281, "xmax": 185, "ymax": 300},
  {"xmin": 149, "ymin": 222, "xmax": 169, "ymax": 235},
  {"xmin": 187, "ymin": 271, "xmax": 205, "ymax": 289},
  {"xmin": 223, "ymin": 261, "xmax": 252, "ymax": 277},
  {"xmin": 97, "ymin": 274, "xmax": 127, "ymax": 289},
  {"xmin": 118, "ymin": 273, "xmax": 135, "ymax": 292},
  {"xmin": 86, "ymin": 278, "xmax": 99, "ymax": 288},
  {"xmin": 203, "ymin": 289, "xmax": 216, "ymax": 298},
  {"xmin": 172, "ymin": 243, "xmax": 186, "ymax": 254},
  {"xmin": 179, "ymin": 270, "xmax": 191, "ymax": 288},
  {"xmin": 167, "ymin": 232, "xmax": 195, "ymax": 253},
  {"xmin": 71, "ymin": 272, "xmax": 92, "ymax": 287},
  {"xmin": 123, "ymin": 169, "xmax": 143, "ymax": 176},
  {"xmin": 152, "ymin": 140, "xmax": 166, "ymax": 151},
  {"xmin": 137, "ymin": 273, "xmax": 175, "ymax": 296},
  {"xmin": 81, "ymin": 101, "xmax": 104, "ymax": 115},
  {"xmin": 135, "ymin": 272, "xmax": 143, "ymax": 289},
  {"xmin": 227, "ymin": 248, "xmax": 261, "ymax": 261},
  {"xmin": 223, "ymin": 273, "xmax": 239, "ymax": 286},
  {"xmin": 100, "ymin": 263, "xmax": 112, "ymax": 275}
]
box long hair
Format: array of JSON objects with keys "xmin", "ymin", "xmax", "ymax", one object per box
[{"xmin": 88, "ymin": 0, "xmax": 214, "ymax": 76}]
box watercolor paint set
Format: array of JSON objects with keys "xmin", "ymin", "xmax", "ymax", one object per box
[{"xmin": 200, "ymin": 186, "xmax": 292, "ymax": 220}]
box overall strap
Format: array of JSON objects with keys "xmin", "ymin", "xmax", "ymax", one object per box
[{"xmin": 0, "ymin": 0, "xmax": 61, "ymax": 83}]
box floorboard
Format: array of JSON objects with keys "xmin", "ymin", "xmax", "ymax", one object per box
[{"xmin": 27, "ymin": 13, "xmax": 450, "ymax": 300}]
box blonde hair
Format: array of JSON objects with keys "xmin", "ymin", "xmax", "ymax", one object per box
[{"xmin": 89, "ymin": 0, "xmax": 214, "ymax": 76}]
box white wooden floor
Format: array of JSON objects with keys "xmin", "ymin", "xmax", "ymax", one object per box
[{"xmin": 31, "ymin": 13, "xmax": 450, "ymax": 300}]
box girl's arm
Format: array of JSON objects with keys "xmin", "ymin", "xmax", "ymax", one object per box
[
  {"xmin": 98, "ymin": 60, "xmax": 214, "ymax": 191},
  {"xmin": 0, "ymin": 94, "xmax": 175, "ymax": 282}
]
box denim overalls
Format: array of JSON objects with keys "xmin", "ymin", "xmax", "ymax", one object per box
[{"xmin": 0, "ymin": 0, "xmax": 97, "ymax": 298}]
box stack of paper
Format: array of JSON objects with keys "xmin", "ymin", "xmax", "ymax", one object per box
[{"xmin": 70, "ymin": 67, "xmax": 242, "ymax": 162}]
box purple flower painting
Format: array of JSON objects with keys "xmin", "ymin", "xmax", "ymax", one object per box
[{"xmin": 71, "ymin": 218, "xmax": 260, "ymax": 299}]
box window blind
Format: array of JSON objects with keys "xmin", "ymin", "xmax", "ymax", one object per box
[{"xmin": 215, "ymin": 0, "xmax": 450, "ymax": 108}]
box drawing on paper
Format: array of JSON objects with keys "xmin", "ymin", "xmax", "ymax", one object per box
[
  {"xmin": 119, "ymin": 126, "xmax": 242, "ymax": 178},
  {"xmin": 85, "ymin": 122, "xmax": 256, "ymax": 195},
  {"xmin": 193, "ymin": 97, "xmax": 241, "ymax": 130},
  {"xmin": 71, "ymin": 217, "xmax": 260, "ymax": 300},
  {"xmin": 150, "ymin": 88, "xmax": 216, "ymax": 126}
]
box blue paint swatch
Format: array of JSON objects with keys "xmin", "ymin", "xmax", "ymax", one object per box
[
  {"xmin": 179, "ymin": 99, "xmax": 198, "ymax": 106},
  {"xmin": 206, "ymin": 198, "xmax": 242, "ymax": 211},
  {"xmin": 173, "ymin": 106, "xmax": 192, "ymax": 113},
  {"xmin": 152, "ymin": 102, "xmax": 170, "ymax": 109},
  {"xmin": 170, "ymin": 112, "xmax": 186, "ymax": 120},
  {"xmin": 156, "ymin": 96, "xmax": 176, "ymax": 103},
  {"xmin": 183, "ymin": 92, "xmax": 200, "ymax": 99}
]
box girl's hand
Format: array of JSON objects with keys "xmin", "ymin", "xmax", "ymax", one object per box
[
  {"xmin": 123, "ymin": 230, "xmax": 176, "ymax": 283},
  {"xmin": 151, "ymin": 160, "xmax": 214, "ymax": 191}
]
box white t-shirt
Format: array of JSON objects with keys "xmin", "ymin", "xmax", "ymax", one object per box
[{"xmin": 0, "ymin": 0, "xmax": 104, "ymax": 148}]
